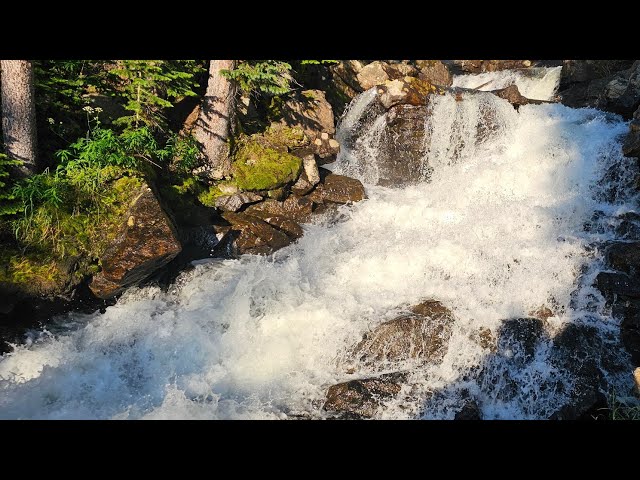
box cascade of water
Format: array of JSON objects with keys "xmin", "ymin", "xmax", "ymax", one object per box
[{"xmin": 0, "ymin": 67, "xmax": 636, "ymax": 419}]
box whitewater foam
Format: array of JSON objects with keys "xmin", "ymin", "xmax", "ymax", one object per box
[{"xmin": 0, "ymin": 68, "xmax": 636, "ymax": 419}]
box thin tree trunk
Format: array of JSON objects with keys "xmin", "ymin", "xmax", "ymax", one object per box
[
  {"xmin": 1, "ymin": 60, "xmax": 38, "ymax": 177},
  {"xmin": 193, "ymin": 60, "xmax": 236, "ymax": 181}
]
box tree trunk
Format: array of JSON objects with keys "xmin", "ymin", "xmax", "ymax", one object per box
[
  {"xmin": 193, "ymin": 60, "xmax": 236, "ymax": 181},
  {"xmin": 1, "ymin": 60, "xmax": 38, "ymax": 177}
]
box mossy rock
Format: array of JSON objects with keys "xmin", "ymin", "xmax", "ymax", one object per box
[
  {"xmin": 0, "ymin": 249, "xmax": 67, "ymax": 296},
  {"xmin": 231, "ymin": 129, "xmax": 303, "ymax": 191}
]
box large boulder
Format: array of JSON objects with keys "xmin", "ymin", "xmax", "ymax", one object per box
[
  {"xmin": 90, "ymin": 184, "xmax": 182, "ymax": 299},
  {"xmin": 323, "ymin": 372, "xmax": 406, "ymax": 419},
  {"xmin": 349, "ymin": 300, "xmax": 454, "ymax": 371}
]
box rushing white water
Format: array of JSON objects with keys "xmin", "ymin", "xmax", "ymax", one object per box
[
  {"xmin": 0, "ymin": 68, "xmax": 637, "ymax": 419},
  {"xmin": 451, "ymin": 66, "xmax": 562, "ymax": 101}
]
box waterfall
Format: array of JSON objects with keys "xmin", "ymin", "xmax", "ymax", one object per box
[{"xmin": 0, "ymin": 67, "xmax": 637, "ymax": 419}]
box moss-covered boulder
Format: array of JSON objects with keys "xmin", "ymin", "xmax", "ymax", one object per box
[{"xmin": 231, "ymin": 127, "xmax": 304, "ymax": 192}]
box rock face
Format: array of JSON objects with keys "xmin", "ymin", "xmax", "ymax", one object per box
[
  {"xmin": 559, "ymin": 60, "xmax": 640, "ymax": 118},
  {"xmin": 350, "ymin": 300, "xmax": 454, "ymax": 370},
  {"xmin": 330, "ymin": 60, "xmax": 364, "ymax": 100},
  {"xmin": 323, "ymin": 372, "xmax": 406, "ymax": 419},
  {"xmin": 90, "ymin": 184, "xmax": 182, "ymax": 299},
  {"xmin": 280, "ymin": 90, "xmax": 340, "ymax": 161}
]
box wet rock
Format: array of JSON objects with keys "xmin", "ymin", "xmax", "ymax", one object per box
[
  {"xmin": 497, "ymin": 317, "xmax": 545, "ymax": 365},
  {"xmin": 471, "ymin": 327, "xmax": 497, "ymax": 352},
  {"xmin": 416, "ymin": 60, "xmax": 453, "ymax": 87},
  {"xmin": 490, "ymin": 84, "xmax": 546, "ymax": 108},
  {"xmin": 548, "ymin": 323, "xmax": 624, "ymax": 420},
  {"xmin": 376, "ymin": 76, "xmax": 441, "ymax": 110},
  {"xmin": 560, "ymin": 60, "xmax": 632, "ymax": 86},
  {"xmin": 605, "ymin": 241, "xmax": 640, "ymax": 274},
  {"xmin": 529, "ymin": 306, "xmax": 555, "ymax": 321},
  {"xmin": 222, "ymin": 212, "xmax": 294, "ymax": 256},
  {"xmin": 622, "ymin": 130, "xmax": 640, "ymax": 158},
  {"xmin": 621, "ymin": 311, "xmax": 640, "ymax": 365},
  {"xmin": 454, "ymin": 401, "xmax": 482, "ymax": 420},
  {"xmin": 323, "ymin": 372, "xmax": 406, "ymax": 418},
  {"xmin": 350, "ymin": 300, "xmax": 454, "ymax": 370},
  {"xmin": 90, "ymin": 184, "xmax": 182, "ymax": 299},
  {"xmin": 598, "ymin": 61, "xmax": 640, "ymax": 117},
  {"xmin": 595, "ymin": 271, "xmax": 640, "ymax": 300},
  {"xmin": 245, "ymin": 195, "xmax": 314, "ymax": 224},
  {"xmin": 356, "ymin": 61, "xmax": 417, "ymax": 91},
  {"xmin": 307, "ymin": 170, "xmax": 366, "ymax": 205},
  {"xmin": 375, "ymin": 104, "xmax": 431, "ymax": 187},
  {"xmin": 214, "ymin": 192, "xmax": 263, "ymax": 212}
]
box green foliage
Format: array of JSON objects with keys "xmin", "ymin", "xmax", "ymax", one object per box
[
  {"xmin": 165, "ymin": 134, "xmax": 201, "ymax": 174},
  {"xmin": 109, "ymin": 60, "xmax": 205, "ymax": 131},
  {"xmin": 606, "ymin": 391, "xmax": 640, "ymax": 420},
  {"xmin": 221, "ymin": 61, "xmax": 292, "ymax": 96},
  {"xmin": 0, "ymin": 154, "xmax": 22, "ymax": 217},
  {"xmin": 197, "ymin": 185, "xmax": 226, "ymax": 207}
]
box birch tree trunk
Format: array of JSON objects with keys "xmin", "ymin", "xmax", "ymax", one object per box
[
  {"xmin": 1, "ymin": 60, "xmax": 38, "ymax": 176},
  {"xmin": 193, "ymin": 60, "xmax": 236, "ymax": 181}
]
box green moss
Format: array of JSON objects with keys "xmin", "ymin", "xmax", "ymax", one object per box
[
  {"xmin": 197, "ymin": 185, "xmax": 226, "ymax": 207},
  {"xmin": 5, "ymin": 169, "xmax": 145, "ymax": 295},
  {"xmin": 0, "ymin": 249, "xmax": 66, "ymax": 296},
  {"xmin": 232, "ymin": 142, "xmax": 302, "ymax": 191}
]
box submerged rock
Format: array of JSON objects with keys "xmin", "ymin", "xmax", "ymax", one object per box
[
  {"xmin": 375, "ymin": 104, "xmax": 431, "ymax": 187},
  {"xmin": 323, "ymin": 372, "xmax": 406, "ymax": 418},
  {"xmin": 349, "ymin": 300, "xmax": 454, "ymax": 371},
  {"xmin": 90, "ymin": 184, "xmax": 182, "ymax": 299},
  {"xmin": 454, "ymin": 401, "xmax": 482, "ymax": 420}
]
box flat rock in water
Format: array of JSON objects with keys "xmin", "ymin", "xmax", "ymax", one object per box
[
  {"xmin": 307, "ymin": 171, "xmax": 366, "ymax": 205},
  {"xmin": 490, "ymin": 84, "xmax": 546, "ymax": 108},
  {"xmin": 90, "ymin": 184, "xmax": 182, "ymax": 299},
  {"xmin": 323, "ymin": 372, "xmax": 406, "ymax": 419}
]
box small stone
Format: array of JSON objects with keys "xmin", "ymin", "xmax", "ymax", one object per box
[
  {"xmin": 320, "ymin": 132, "xmax": 329, "ymax": 140},
  {"xmin": 302, "ymin": 154, "xmax": 320, "ymax": 186},
  {"xmin": 127, "ymin": 216, "xmax": 135, "ymax": 227},
  {"xmin": 314, "ymin": 138, "xmax": 323, "ymax": 146},
  {"xmin": 214, "ymin": 192, "xmax": 262, "ymax": 212},
  {"xmin": 328, "ymin": 139, "xmax": 339, "ymax": 149}
]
